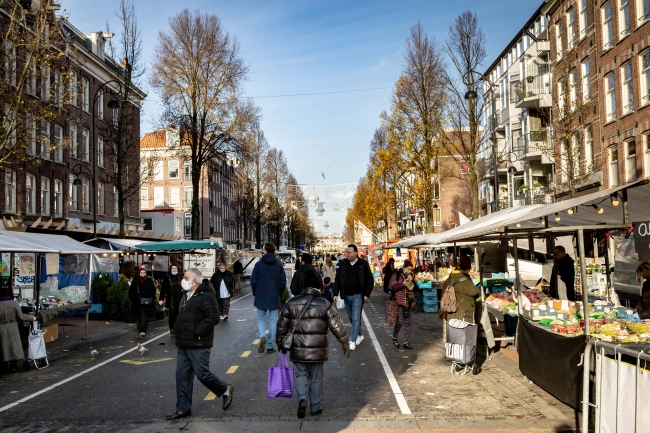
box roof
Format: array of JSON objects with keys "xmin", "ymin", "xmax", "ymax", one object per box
[
  {"xmin": 0, "ymin": 232, "xmax": 108, "ymax": 254},
  {"xmin": 140, "ymin": 130, "xmax": 167, "ymax": 149},
  {"xmin": 135, "ymin": 240, "xmax": 228, "ymax": 251},
  {"xmin": 84, "ymin": 238, "xmax": 144, "ymax": 251}
]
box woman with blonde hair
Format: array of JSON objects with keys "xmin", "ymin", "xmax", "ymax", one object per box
[{"xmin": 635, "ymin": 261, "xmax": 650, "ymax": 319}]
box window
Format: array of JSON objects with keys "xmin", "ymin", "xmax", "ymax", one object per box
[
  {"xmin": 113, "ymin": 186, "xmax": 118, "ymax": 217},
  {"xmin": 183, "ymin": 162, "xmax": 192, "ymax": 181},
  {"xmin": 69, "ymin": 175, "xmax": 78, "ymax": 211},
  {"xmin": 81, "ymin": 78, "xmax": 89, "ymax": 112},
  {"xmin": 97, "ymin": 182, "xmax": 104, "ymax": 215},
  {"xmin": 619, "ymin": 0, "xmax": 630, "ymax": 38},
  {"xmin": 97, "ymin": 89, "xmax": 103, "ymax": 120},
  {"xmin": 185, "ymin": 213, "xmax": 192, "ymax": 236},
  {"xmin": 143, "ymin": 218, "xmax": 153, "ymax": 231},
  {"xmin": 603, "ymin": 3, "xmax": 613, "ymax": 50},
  {"xmin": 556, "ymin": 22, "xmax": 563, "ymax": 58},
  {"xmin": 571, "ymin": 134, "xmax": 580, "ymax": 179},
  {"xmin": 41, "ymin": 177, "xmax": 50, "ymax": 216},
  {"xmin": 97, "ymin": 135, "xmax": 104, "ymax": 167},
  {"xmin": 53, "ymin": 124, "xmax": 63, "ymax": 162},
  {"xmin": 26, "ymin": 55, "xmax": 36, "ymax": 95},
  {"xmin": 169, "ymin": 186, "xmax": 180, "ymax": 206},
  {"xmin": 26, "ymin": 174, "xmax": 36, "ymax": 214},
  {"xmin": 585, "ymin": 126, "xmax": 594, "ymax": 173},
  {"xmin": 4, "ymin": 42, "xmax": 15, "ymax": 85},
  {"xmin": 558, "ymin": 81, "xmax": 565, "ymax": 112},
  {"xmin": 641, "ymin": 51, "xmax": 650, "ymax": 104},
  {"xmin": 81, "ymin": 128, "xmax": 89, "ymax": 161},
  {"xmin": 626, "ymin": 140, "xmax": 637, "ymax": 182},
  {"xmin": 69, "ymin": 70, "xmax": 77, "ymax": 106},
  {"xmin": 184, "ymin": 186, "xmax": 193, "ymax": 208},
  {"xmin": 579, "ymin": 0, "xmax": 589, "ymax": 37},
  {"xmin": 153, "ymin": 160, "xmax": 163, "ymax": 180},
  {"xmin": 622, "ymin": 63, "xmax": 633, "ymax": 114},
  {"xmin": 40, "ymin": 63, "xmax": 49, "ymax": 100},
  {"xmin": 569, "ymin": 69, "xmax": 577, "ymax": 110},
  {"xmin": 639, "ymin": 0, "xmax": 650, "ymax": 25},
  {"xmin": 4, "ymin": 103, "xmax": 15, "ymax": 148},
  {"xmin": 141, "ymin": 162, "xmax": 150, "ymax": 181},
  {"xmin": 5, "ymin": 170, "xmax": 16, "ymax": 213},
  {"xmin": 140, "ymin": 187, "xmax": 148, "ymax": 209},
  {"xmin": 112, "ymin": 108, "xmax": 118, "ymax": 127},
  {"xmin": 53, "ymin": 70, "xmax": 62, "ymax": 107},
  {"xmin": 609, "ymin": 146, "xmax": 619, "ymax": 187},
  {"xmin": 175, "ymin": 217, "xmax": 182, "ymax": 232},
  {"xmin": 69, "ymin": 123, "xmax": 78, "ymax": 158},
  {"xmin": 567, "ymin": 8, "xmax": 575, "ymax": 48},
  {"xmin": 25, "ymin": 116, "xmax": 36, "ymax": 156},
  {"xmin": 645, "ymin": 133, "xmax": 650, "ymax": 178},
  {"xmin": 153, "ymin": 186, "xmax": 164, "ymax": 207},
  {"xmin": 82, "ymin": 178, "xmax": 90, "ymax": 212},
  {"xmin": 168, "ymin": 160, "xmax": 179, "ymax": 179},
  {"xmin": 40, "ymin": 121, "xmax": 50, "ymax": 160},
  {"xmin": 433, "ymin": 208, "xmax": 442, "ymax": 226},
  {"xmin": 605, "ymin": 73, "xmax": 616, "ymax": 122},
  {"xmin": 561, "ymin": 142, "xmax": 569, "ymax": 181},
  {"xmin": 581, "ymin": 58, "xmax": 591, "ymax": 101},
  {"xmin": 54, "ymin": 180, "xmax": 62, "ymax": 217}
]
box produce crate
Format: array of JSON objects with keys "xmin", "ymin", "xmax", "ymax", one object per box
[
  {"xmin": 422, "ymin": 289, "xmax": 437, "ymax": 297},
  {"xmin": 423, "ymin": 296, "xmax": 438, "ymax": 306},
  {"xmin": 423, "ymin": 304, "xmax": 438, "ymax": 313},
  {"xmin": 417, "ymin": 281, "xmax": 432, "ymax": 289},
  {"xmin": 89, "ymin": 303, "xmax": 106, "ymax": 313}
]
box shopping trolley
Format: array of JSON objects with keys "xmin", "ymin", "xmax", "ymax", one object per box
[{"xmin": 445, "ymin": 318, "xmax": 479, "ymax": 375}]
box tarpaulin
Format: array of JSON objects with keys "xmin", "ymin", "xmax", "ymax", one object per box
[{"xmin": 516, "ymin": 316, "xmax": 586, "ymax": 409}]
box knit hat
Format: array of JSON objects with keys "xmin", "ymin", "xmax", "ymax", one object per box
[
  {"xmin": 403, "ymin": 260, "xmax": 413, "ymax": 268},
  {"xmin": 459, "ymin": 257, "xmax": 472, "ymax": 271}
]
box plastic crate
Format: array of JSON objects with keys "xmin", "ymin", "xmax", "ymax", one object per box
[
  {"xmin": 423, "ymin": 304, "xmax": 439, "ymax": 313},
  {"xmin": 89, "ymin": 303, "xmax": 106, "ymax": 313},
  {"xmin": 423, "ymin": 296, "xmax": 438, "ymax": 305},
  {"xmin": 490, "ymin": 285, "xmax": 507, "ymax": 294},
  {"xmin": 422, "ymin": 289, "xmax": 437, "ymax": 297},
  {"xmin": 417, "ymin": 281, "xmax": 433, "ymax": 289}
]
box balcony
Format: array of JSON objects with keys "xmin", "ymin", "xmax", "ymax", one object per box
[
  {"xmin": 516, "ymin": 187, "xmax": 555, "ymax": 206},
  {"xmin": 515, "ymin": 74, "xmax": 551, "ymax": 109},
  {"xmin": 515, "ymin": 131, "xmax": 553, "ymax": 164}
]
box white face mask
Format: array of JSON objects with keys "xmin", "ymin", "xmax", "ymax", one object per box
[{"xmin": 181, "ymin": 279, "xmax": 194, "ymax": 291}]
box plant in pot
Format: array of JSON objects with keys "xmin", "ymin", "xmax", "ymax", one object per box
[{"xmin": 91, "ymin": 272, "xmax": 114, "ymax": 305}]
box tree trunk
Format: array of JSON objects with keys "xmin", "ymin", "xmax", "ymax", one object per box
[{"xmin": 191, "ymin": 166, "xmax": 201, "ymax": 240}]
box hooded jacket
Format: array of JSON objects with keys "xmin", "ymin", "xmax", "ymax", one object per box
[
  {"xmin": 276, "ymin": 287, "xmax": 349, "ymax": 363},
  {"xmin": 251, "ymin": 253, "xmax": 287, "ymax": 310},
  {"xmin": 290, "ymin": 263, "xmax": 323, "ymax": 296},
  {"xmin": 173, "ymin": 279, "xmax": 220, "ymax": 349},
  {"xmin": 446, "ymin": 269, "xmax": 480, "ymax": 322}
]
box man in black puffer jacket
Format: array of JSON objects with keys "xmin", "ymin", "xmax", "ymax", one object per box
[
  {"xmin": 276, "ymin": 287, "xmax": 350, "ymax": 419},
  {"xmin": 166, "ymin": 268, "xmax": 233, "ymax": 420}
]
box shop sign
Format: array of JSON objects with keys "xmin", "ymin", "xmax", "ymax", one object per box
[{"xmin": 633, "ymin": 221, "xmax": 650, "ymax": 261}]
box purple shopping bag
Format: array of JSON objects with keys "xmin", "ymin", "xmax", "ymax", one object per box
[{"xmin": 267, "ymin": 352, "xmax": 294, "ymax": 398}]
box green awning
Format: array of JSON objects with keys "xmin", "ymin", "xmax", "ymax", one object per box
[{"xmin": 135, "ymin": 240, "xmax": 228, "ymax": 251}]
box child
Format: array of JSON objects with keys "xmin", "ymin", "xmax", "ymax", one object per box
[{"xmin": 321, "ymin": 277, "xmax": 334, "ymax": 303}]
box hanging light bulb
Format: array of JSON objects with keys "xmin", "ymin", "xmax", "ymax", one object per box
[
  {"xmin": 554, "ymin": 212, "xmax": 561, "ymax": 222},
  {"xmin": 516, "ymin": 223, "xmax": 521, "ymax": 228},
  {"xmin": 598, "ymin": 207, "xmax": 604, "ymax": 214},
  {"xmin": 591, "ymin": 204, "xmax": 604, "ymax": 214},
  {"xmin": 611, "ymin": 194, "xmax": 620, "ymax": 206},
  {"xmin": 567, "ymin": 208, "xmax": 574, "ymax": 215}
]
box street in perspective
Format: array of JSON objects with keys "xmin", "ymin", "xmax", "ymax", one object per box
[{"xmin": 1, "ymin": 1, "xmax": 650, "ymax": 433}]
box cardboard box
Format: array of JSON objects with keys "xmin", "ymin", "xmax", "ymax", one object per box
[{"xmin": 41, "ymin": 324, "xmax": 59, "ymax": 343}]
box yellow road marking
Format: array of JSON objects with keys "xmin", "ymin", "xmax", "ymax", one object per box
[
  {"xmin": 226, "ymin": 365, "xmax": 239, "ymax": 374},
  {"xmin": 120, "ymin": 357, "xmax": 173, "ymax": 365},
  {"xmin": 241, "ymin": 351, "xmax": 251, "ymax": 357},
  {"xmin": 205, "ymin": 392, "xmax": 217, "ymax": 400},
  {"xmin": 253, "ymin": 339, "xmax": 260, "ymax": 344}
]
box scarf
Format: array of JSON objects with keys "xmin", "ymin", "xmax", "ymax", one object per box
[{"xmin": 138, "ymin": 267, "xmax": 148, "ymax": 284}]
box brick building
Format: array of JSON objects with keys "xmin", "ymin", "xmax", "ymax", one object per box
[{"xmin": 1, "ymin": 8, "xmax": 145, "ymax": 233}]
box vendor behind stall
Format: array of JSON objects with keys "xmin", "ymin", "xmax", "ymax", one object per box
[
  {"xmin": 635, "ymin": 261, "xmax": 650, "ymax": 319},
  {"xmin": 0, "ymin": 287, "xmax": 36, "ymax": 373},
  {"xmin": 549, "ymin": 246, "xmax": 575, "ymax": 301}
]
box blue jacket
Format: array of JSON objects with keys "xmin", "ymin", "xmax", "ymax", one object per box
[{"xmin": 251, "ymin": 253, "xmax": 287, "ymax": 310}]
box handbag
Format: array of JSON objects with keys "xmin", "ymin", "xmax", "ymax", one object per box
[
  {"xmin": 281, "ymin": 298, "xmax": 314, "ymax": 353},
  {"xmin": 267, "ymin": 352, "xmax": 294, "ymax": 398},
  {"xmin": 336, "ymin": 297, "xmax": 345, "ymax": 309}
]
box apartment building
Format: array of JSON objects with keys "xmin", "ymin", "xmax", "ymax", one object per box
[
  {"xmin": 139, "ymin": 128, "xmax": 249, "ymax": 244},
  {"xmin": 479, "ymin": 5, "xmax": 553, "ymax": 215},
  {"xmin": 1, "ymin": 7, "xmax": 145, "ymax": 232}
]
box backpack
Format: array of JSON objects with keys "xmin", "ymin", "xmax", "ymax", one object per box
[{"xmin": 440, "ymin": 276, "xmax": 470, "ymax": 313}]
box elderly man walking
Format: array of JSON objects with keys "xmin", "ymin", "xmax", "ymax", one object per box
[
  {"xmin": 251, "ymin": 243, "xmax": 286, "ymax": 354},
  {"xmin": 166, "ymin": 268, "xmax": 233, "ymax": 420}
]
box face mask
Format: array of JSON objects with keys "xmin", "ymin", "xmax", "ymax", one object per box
[
  {"xmin": 181, "ymin": 279, "xmax": 193, "ymax": 291},
  {"xmin": 171, "ymin": 271, "xmax": 178, "ymax": 276}
]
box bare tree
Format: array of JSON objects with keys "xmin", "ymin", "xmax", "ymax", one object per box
[
  {"xmin": 240, "ymin": 125, "xmax": 269, "ymax": 248},
  {"xmin": 151, "ymin": 9, "xmax": 256, "ymax": 239},
  {"xmin": 263, "ymin": 147, "xmax": 291, "ymax": 245}
]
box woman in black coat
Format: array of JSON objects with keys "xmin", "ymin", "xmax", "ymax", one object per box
[
  {"xmin": 159, "ymin": 264, "xmax": 184, "ymax": 334},
  {"xmin": 129, "ymin": 267, "xmax": 157, "ymax": 337}
]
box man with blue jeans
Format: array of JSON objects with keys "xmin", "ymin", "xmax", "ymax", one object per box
[
  {"xmin": 333, "ymin": 244, "xmax": 374, "ymax": 351},
  {"xmin": 251, "ymin": 242, "xmax": 286, "ymax": 354}
]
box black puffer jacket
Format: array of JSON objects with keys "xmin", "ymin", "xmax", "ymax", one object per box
[
  {"xmin": 210, "ymin": 270, "xmax": 234, "ymax": 298},
  {"xmin": 174, "ymin": 280, "xmax": 220, "ymax": 349},
  {"xmin": 290, "ymin": 264, "xmax": 323, "ymax": 296},
  {"xmin": 276, "ymin": 287, "xmax": 349, "ymax": 363}
]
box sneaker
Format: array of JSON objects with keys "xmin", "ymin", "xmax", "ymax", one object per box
[
  {"xmin": 223, "ymin": 315, "xmax": 228, "ymax": 321},
  {"xmin": 219, "ymin": 316, "xmax": 224, "ymax": 320},
  {"xmin": 349, "ymin": 341, "xmax": 356, "ymax": 351},
  {"xmin": 311, "ymin": 407, "xmax": 323, "ymax": 416},
  {"xmin": 392, "ymin": 338, "xmax": 400, "ymax": 347},
  {"xmin": 258, "ymin": 337, "xmax": 267, "ymax": 353},
  {"xmin": 403, "ymin": 343, "xmax": 414, "ymax": 350},
  {"xmin": 267, "ymin": 348, "xmax": 276, "ymax": 353},
  {"xmin": 139, "ymin": 332, "xmax": 145, "ymax": 338},
  {"xmin": 355, "ymin": 335, "xmax": 364, "ymax": 345},
  {"xmin": 297, "ymin": 399, "xmax": 307, "ymax": 418}
]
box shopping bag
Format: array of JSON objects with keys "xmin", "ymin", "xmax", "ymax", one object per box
[
  {"xmin": 267, "ymin": 352, "xmax": 293, "ymax": 398},
  {"xmin": 28, "ymin": 323, "xmax": 47, "ymax": 361},
  {"xmin": 385, "ymin": 300, "xmax": 398, "ymax": 325},
  {"xmin": 336, "ymin": 297, "xmax": 345, "ymax": 309}
]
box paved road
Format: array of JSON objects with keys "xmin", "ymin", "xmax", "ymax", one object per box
[{"xmin": 0, "ymin": 282, "xmax": 579, "ymax": 432}]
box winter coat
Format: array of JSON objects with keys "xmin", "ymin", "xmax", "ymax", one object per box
[
  {"xmin": 160, "ymin": 275, "xmax": 183, "ymax": 311},
  {"xmin": 174, "ymin": 280, "xmax": 220, "ymax": 349},
  {"xmin": 0, "ymin": 299, "xmax": 36, "ymax": 362},
  {"xmin": 382, "ymin": 263, "xmax": 395, "ymax": 293},
  {"xmin": 446, "ymin": 270, "xmax": 480, "ymax": 322},
  {"xmin": 321, "ymin": 284, "xmax": 334, "ymax": 303},
  {"xmin": 389, "ymin": 271, "xmax": 413, "ymax": 307},
  {"xmin": 210, "ymin": 270, "xmax": 235, "ymax": 299},
  {"xmin": 637, "ymin": 280, "xmax": 650, "ymax": 320},
  {"xmin": 549, "ymin": 255, "xmax": 576, "ymax": 301},
  {"xmin": 251, "ymin": 253, "xmax": 287, "ymax": 310},
  {"xmin": 321, "ymin": 262, "xmax": 336, "ymax": 283},
  {"xmin": 290, "ymin": 263, "xmax": 323, "ymax": 296},
  {"xmin": 333, "ymin": 258, "xmax": 374, "ymax": 299},
  {"xmin": 233, "ymin": 260, "xmax": 244, "ymax": 275},
  {"xmin": 129, "ymin": 276, "xmax": 157, "ymax": 316},
  {"xmin": 276, "ymin": 287, "xmax": 349, "ymax": 363}
]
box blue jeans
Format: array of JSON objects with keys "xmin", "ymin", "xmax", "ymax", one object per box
[
  {"xmin": 344, "ymin": 293, "xmax": 363, "ymax": 341},
  {"xmin": 175, "ymin": 347, "xmax": 228, "ymax": 413},
  {"xmin": 294, "ymin": 361, "xmax": 324, "ymax": 413},
  {"xmin": 257, "ymin": 308, "xmax": 278, "ymax": 349}
]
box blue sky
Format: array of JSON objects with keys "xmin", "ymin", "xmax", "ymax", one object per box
[{"xmin": 63, "ymin": 0, "xmax": 542, "ymax": 234}]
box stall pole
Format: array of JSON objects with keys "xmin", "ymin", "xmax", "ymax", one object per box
[
  {"xmin": 512, "ymin": 237, "xmax": 522, "ymax": 316},
  {"xmin": 476, "ymin": 240, "xmax": 484, "ymax": 303},
  {"xmin": 34, "ymin": 253, "xmax": 42, "ymax": 314},
  {"xmin": 82, "ymin": 255, "xmax": 90, "ymax": 340},
  {"xmin": 453, "ymin": 242, "xmax": 458, "ymax": 268},
  {"xmin": 577, "ymin": 229, "xmax": 590, "ymax": 336},
  {"xmin": 622, "ymin": 189, "xmax": 629, "ymax": 225},
  {"xmin": 604, "ymin": 236, "xmax": 611, "ymax": 302},
  {"xmin": 10, "ymin": 252, "xmax": 15, "ymax": 298}
]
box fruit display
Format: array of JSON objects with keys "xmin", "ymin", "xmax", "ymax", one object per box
[
  {"xmin": 484, "ymin": 289, "xmax": 548, "ymax": 311},
  {"xmin": 589, "ymin": 320, "xmax": 650, "ymax": 343}
]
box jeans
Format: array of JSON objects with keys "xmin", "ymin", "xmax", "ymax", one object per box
[
  {"xmin": 175, "ymin": 347, "xmax": 229, "ymax": 413},
  {"xmin": 257, "ymin": 308, "xmax": 278, "ymax": 349},
  {"xmin": 294, "ymin": 361, "xmax": 324, "ymax": 413},
  {"xmin": 344, "ymin": 293, "xmax": 363, "ymax": 341}
]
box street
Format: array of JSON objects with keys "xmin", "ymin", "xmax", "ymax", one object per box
[{"xmin": 0, "ymin": 283, "xmax": 577, "ymax": 433}]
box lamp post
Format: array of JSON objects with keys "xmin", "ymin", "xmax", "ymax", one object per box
[{"xmin": 90, "ymin": 80, "xmax": 122, "ymax": 237}]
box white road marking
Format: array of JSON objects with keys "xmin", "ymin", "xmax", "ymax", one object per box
[
  {"xmin": 0, "ymin": 291, "xmax": 253, "ymax": 413},
  {"xmin": 361, "ymin": 310, "xmax": 411, "ymax": 415}
]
